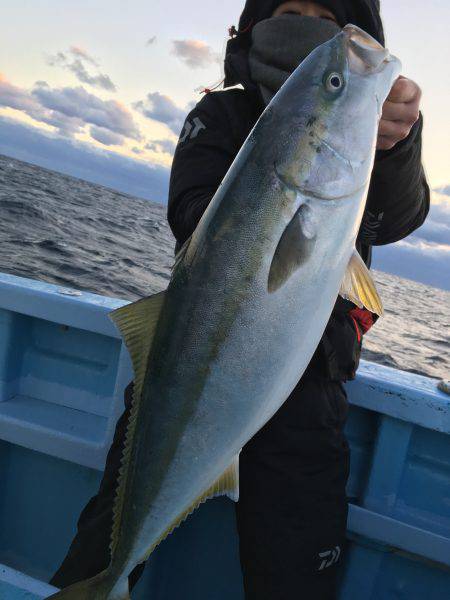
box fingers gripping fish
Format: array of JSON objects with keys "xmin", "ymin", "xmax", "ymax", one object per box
[{"xmin": 47, "ymin": 25, "xmax": 401, "ymax": 599}]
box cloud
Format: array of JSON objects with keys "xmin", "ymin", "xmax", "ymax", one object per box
[
  {"xmin": 437, "ymin": 184, "xmax": 450, "ymax": 196},
  {"xmin": 32, "ymin": 82, "xmax": 140, "ymax": 139},
  {"xmin": 371, "ymin": 193, "xmax": 450, "ymax": 291},
  {"xmin": 410, "ymin": 214, "xmax": 450, "ymax": 246},
  {"xmin": 89, "ymin": 125, "xmax": 124, "ymax": 146},
  {"xmin": 0, "ymin": 73, "xmax": 140, "ymax": 144},
  {"xmin": 69, "ymin": 46, "xmax": 99, "ymax": 67},
  {"xmin": 133, "ymin": 92, "xmax": 186, "ymax": 135},
  {"xmin": 372, "ymin": 239, "xmax": 450, "ymax": 291},
  {"xmin": 410, "ymin": 192, "xmax": 450, "ymax": 245},
  {"xmin": 0, "ymin": 116, "xmax": 169, "ymax": 203},
  {"xmin": 0, "ymin": 73, "xmax": 40, "ymax": 112},
  {"xmin": 68, "ymin": 59, "xmax": 116, "ymax": 92},
  {"xmin": 146, "ymin": 36, "xmax": 157, "ymax": 46},
  {"xmin": 47, "ymin": 47, "xmax": 116, "ymax": 92},
  {"xmin": 0, "ymin": 73, "xmax": 84, "ymax": 135},
  {"xmin": 171, "ymin": 40, "xmax": 220, "ymax": 69},
  {"xmin": 146, "ymin": 138, "xmax": 176, "ymax": 155}
]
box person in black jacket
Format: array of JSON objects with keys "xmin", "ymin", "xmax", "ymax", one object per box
[
  {"xmin": 166, "ymin": 3, "xmax": 429, "ymax": 598},
  {"xmin": 49, "ymin": 1, "xmax": 429, "ymax": 598}
]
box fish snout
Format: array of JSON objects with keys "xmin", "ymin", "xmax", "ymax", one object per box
[{"xmin": 344, "ymin": 24, "xmax": 391, "ymax": 73}]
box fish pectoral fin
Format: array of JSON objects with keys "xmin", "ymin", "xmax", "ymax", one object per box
[
  {"xmin": 268, "ymin": 204, "xmax": 316, "ymax": 293},
  {"xmin": 339, "ymin": 249, "xmax": 383, "ymax": 316},
  {"xmin": 108, "ymin": 291, "xmax": 166, "ymax": 397}
]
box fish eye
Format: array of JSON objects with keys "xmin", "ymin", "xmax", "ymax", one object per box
[{"xmin": 325, "ymin": 72, "xmax": 344, "ymax": 93}]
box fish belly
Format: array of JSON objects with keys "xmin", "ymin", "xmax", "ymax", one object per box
[
  {"xmin": 111, "ymin": 179, "xmax": 361, "ymax": 577},
  {"xmin": 113, "ymin": 231, "xmax": 353, "ymax": 575}
]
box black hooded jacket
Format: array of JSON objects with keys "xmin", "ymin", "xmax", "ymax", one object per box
[{"xmin": 167, "ymin": 0, "xmax": 430, "ymax": 381}]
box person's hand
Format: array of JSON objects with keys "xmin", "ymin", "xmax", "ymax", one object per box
[{"xmin": 377, "ymin": 76, "xmax": 421, "ymax": 151}]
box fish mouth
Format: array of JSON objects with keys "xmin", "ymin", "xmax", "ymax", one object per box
[
  {"xmin": 274, "ymin": 161, "xmax": 369, "ymax": 202},
  {"xmin": 344, "ymin": 24, "xmax": 392, "ymax": 74}
]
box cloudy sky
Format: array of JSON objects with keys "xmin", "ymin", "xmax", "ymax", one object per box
[
  {"xmin": 371, "ymin": 191, "xmax": 450, "ymax": 291},
  {"xmin": 0, "ymin": 0, "xmax": 449, "ymax": 289}
]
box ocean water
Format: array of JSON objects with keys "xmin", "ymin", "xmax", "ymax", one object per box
[{"xmin": 0, "ymin": 154, "xmax": 448, "ymax": 381}]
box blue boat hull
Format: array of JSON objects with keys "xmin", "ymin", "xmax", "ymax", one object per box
[{"xmin": 0, "ymin": 272, "xmax": 449, "ymax": 599}]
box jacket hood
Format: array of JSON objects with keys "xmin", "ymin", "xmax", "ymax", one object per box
[{"xmin": 224, "ymin": 0, "xmax": 385, "ymax": 89}]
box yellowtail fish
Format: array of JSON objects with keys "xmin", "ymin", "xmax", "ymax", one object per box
[{"xmin": 47, "ymin": 24, "xmax": 401, "ymax": 599}]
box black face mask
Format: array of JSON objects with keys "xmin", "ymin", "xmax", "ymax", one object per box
[{"xmin": 248, "ymin": 14, "xmax": 342, "ymax": 104}]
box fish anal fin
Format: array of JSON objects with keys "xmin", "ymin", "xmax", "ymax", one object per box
[
  {"xmin": 339, "ymin": 249, "xmax": 383, "ymax": 316},
  {"xmin": 142, "ymin": 454, "xmax": 241, "ymax": 562}
]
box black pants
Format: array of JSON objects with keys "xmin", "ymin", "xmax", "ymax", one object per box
[{"xmin": 50, "ymin": 377, "xmax": 350, "ymax": 599}]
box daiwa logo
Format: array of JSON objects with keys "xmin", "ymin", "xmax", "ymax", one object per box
[
  {"xmin": 179, "ymin": 116, "xmax": 206, "ymax": 143},
  {"xmin": 318, "ymin": 545, "xmax": 341, "ymax": 570}
]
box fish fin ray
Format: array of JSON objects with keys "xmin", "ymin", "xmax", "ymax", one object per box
[
  {"xmin": 107, "ymin": 292, "xmax": 165, "ymax": 555},
  {"xmin": 213, "ymin": 452, "xmax": 240, "ymax": 501},
  {"xmin": 108, "ymin": 292, "xmax": 165, "ymax": 385},
  {"xmin": 141, "ymin": 454, "xmax": 241, "ymax": 562},
  {"xmin": 172, "ymin": 235, "xmax": 192, "ymax": 274},
  {"xmin": 339, "ymin": 249, "xmax": 383, "ymax": 316},
  {"xmin": 45, "ymin": 567, "xmax": 127, "ymax": 600}
]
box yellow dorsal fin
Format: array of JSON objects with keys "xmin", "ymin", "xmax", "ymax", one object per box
[
  {"xmin": 339, "ymin": 249, "xmax": 383, "ymax": 316},
  {"xmin": 141, "ymin": 454, "xmax": 241, "ymax": 562},
  {"xmin": 107, "ymin": 291, "xmax": 166, "ymax": 555},
  {"xmin": 109, "ymin": 292, "xmax": 165, "ymax": 388}
]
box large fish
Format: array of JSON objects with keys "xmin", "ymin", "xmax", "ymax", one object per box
[{"xmin": 48, "ymin": 24, "xmax": 401, "ymax": 599}]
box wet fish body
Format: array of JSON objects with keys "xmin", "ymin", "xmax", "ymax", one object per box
[{"xmin": 48, "ymin": 25, "xmax": 401, "ymax": 599}]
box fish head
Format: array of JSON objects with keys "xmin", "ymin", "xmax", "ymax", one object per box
[{"xmin": 264, "ymin": 23, "xmax": 402, "ymax": 203}]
